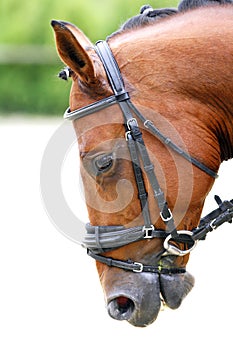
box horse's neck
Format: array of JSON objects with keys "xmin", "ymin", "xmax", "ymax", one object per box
[{"xmin": 111, "ymin": 9, "xmax": 233, "ymax": 163}]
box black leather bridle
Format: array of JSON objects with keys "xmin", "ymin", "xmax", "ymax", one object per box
[{"xmin": 63, "ymin": 40, "xmax": 233, "ymax": 274}]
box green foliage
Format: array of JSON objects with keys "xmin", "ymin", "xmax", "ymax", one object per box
[
  {"xmin": 1, "ymin": 0, "xmax": 178, "ymax": 43},
  {"xmin": 0, "ymin": 64, "xmax": 71, "ymax": 115},
  {"xmin": 0, "ymin": 0, "xmax": 178, "ymax": 116}
]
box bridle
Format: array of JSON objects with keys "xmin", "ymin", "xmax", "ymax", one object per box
[{"xmin": 63, "ymin": 40, "xmax": 233, "ymax": 274}]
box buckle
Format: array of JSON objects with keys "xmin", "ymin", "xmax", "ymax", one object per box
[
  {"xmin": 143, "ymin": 225, "xmax": 155, "ymax": 239},
  {"xmin": 144, "ymin": 119, "xmax": 153, "ymax": 128},
  {"xmin": 163, "ymin": 230, "xmax": 197, "ymax": 256},
  {"xmin": 127, "ymin": 118, "xmax": 138, "ymax": 130},
  {"xmin": 210, "ymin": 219, "xmax": 217, "ymax": 230},
  {"xmin": 160, "ymin": 208, "xmax": 173, "ymax": 222},
  {"xmin": 133, "ymin": 262, "xmax": 144, "ymax": 273},
  {"xmin": 125, "ymin": 130, "xmax": 132, "ymax": 141}
]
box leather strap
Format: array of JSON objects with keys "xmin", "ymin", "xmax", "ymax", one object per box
[
  {"xmin": 87, "ymin": 249, "xmax": 186, "ymax": 274},
  {"xmin": 95, "ymin": 40, "xmax": 178, "ymax": 239}
]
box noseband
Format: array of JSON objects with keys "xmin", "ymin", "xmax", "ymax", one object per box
[{"xmin": 64, "ymin": 40, "xmax": 233, "ymax": 274}]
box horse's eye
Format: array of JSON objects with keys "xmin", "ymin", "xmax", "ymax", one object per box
[{"xmin": 93, "ymin": 153, "xmax": 114, "ymax": 174}]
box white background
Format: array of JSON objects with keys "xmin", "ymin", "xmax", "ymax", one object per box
[{"xmin": 0, "ymin": 118, "xmax": 232, "ymax": 350}]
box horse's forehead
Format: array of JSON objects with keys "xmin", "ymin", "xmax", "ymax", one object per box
[{"xmin": 73, "ymin": 111, "xmax": 125, "ymax": 153}]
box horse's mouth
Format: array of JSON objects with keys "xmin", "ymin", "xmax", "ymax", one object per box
[
  {"xmin": 159, "ymin": 271, "xmax": 195, "ymax": 309},
  {"xmin": 106, "ymin": 271, "xmax": 195, "ymax": 327}
]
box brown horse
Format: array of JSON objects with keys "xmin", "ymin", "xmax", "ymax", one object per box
[{"xmin": 51, "ymin": 6, "xmax": 233, "ymax": 327}]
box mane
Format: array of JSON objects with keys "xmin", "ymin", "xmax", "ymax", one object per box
[
  {"xmin": 107, "ymin": 6, "xmax": 177, "ymax": 40},
  {"xmin": 107, "ymin": 0, "xmax": 233, "ymax": 40}
]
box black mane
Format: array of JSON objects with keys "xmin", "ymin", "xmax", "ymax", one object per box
[{"xmin": 108, "ymin": 0, "xmax": 233, "ymax": 40}]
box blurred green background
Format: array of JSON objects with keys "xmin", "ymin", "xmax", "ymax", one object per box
[{"xmin": 0, "ymin": 0, "xmax": 177, "ymax": 117}]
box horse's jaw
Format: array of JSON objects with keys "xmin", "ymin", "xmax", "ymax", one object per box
[{"xmin": 101, "ymin": 268, "xmax": 195, "ymax": 327}]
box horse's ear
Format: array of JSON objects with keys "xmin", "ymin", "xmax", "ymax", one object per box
[{"xmin": 51, "ymin": 20, "xmax": 95, "ymax": 83}]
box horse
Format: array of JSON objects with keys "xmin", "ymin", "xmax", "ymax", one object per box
[{"xmin": 51, "ymin": 4, "xmax": 233, "ymax": 327}]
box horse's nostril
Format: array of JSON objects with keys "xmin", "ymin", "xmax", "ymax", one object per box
[
  {"xmin": 116, "ymin": 296, "xmax": 133, "ymax": 312},
  {"xmin": 108, "ymin": 296, "xmax": 135, "ymax": 321}
]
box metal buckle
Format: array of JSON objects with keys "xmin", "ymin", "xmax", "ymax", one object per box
[
  {"xmin": 160, "ymin": 208, "xmax": 173, "ymax": 222},
  {"xmin": 144, "ymin": 119, "xmax": 153, "ymax": 128},
  {"xmin": 125, "ymin": 130, "xmax": 131, "ymax": 141},
  {"xmin": 143, "ymin": 225, "xmax": 155, "ymax": 239},
  {"xmin": 133, "ymin": 262, "xmax": 144, "ymax": 273},
  {"xmin": 127, "ymin": 118, "xmax": 138, "ymax": 130},
  {"xmin": 163, "ymin": 230, "xmax": 197, "ymax": 256},
  {"xmin": 210, "ymin": 219, "xmax": 217, "ymax": 230}
]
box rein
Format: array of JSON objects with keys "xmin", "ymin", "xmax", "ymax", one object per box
[{"xmin": 64, "ymin": 40, "xmax": 233, "ymax": 274}]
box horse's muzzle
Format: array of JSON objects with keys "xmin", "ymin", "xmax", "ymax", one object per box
[
  {"xmin": 105, "ymin": 270, "xmax": 194, "ymax": 327},
  {"xmin": 106, "ymin": 272, "xmax": 161, "ymax": 327}
]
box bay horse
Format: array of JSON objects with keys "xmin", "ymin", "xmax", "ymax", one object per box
[{"xmin": 51, "ymin": 5, "xmax": 233, "ymax": 327}]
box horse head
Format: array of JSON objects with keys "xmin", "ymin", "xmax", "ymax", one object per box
[{"xmin": 51, "ymin": 6, "xmax": 233, "ymax": 326}]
